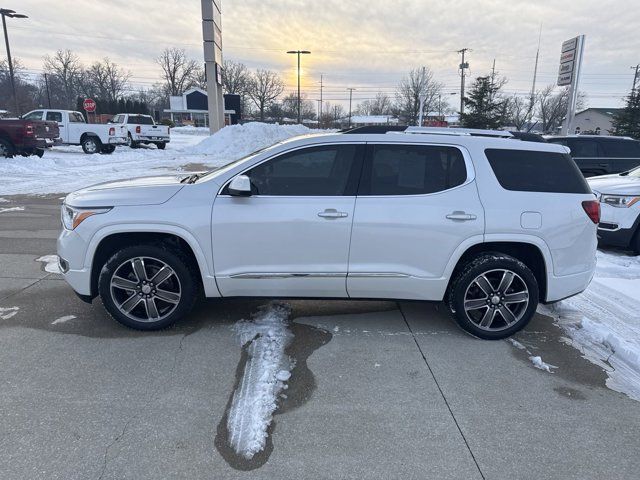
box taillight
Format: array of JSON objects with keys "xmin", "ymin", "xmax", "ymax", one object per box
[
  {"xmin": 109, "ymin": 127, "xmax": 115, "ymax": 136},
  {"xmin": 135, "ymin": 125, "xmax": 141, "ymax": 134},
  {"xmin": 582, "ymin": 200, "xmax": 600, "ymax": 224},
  {"xmin": 24, "ymin": 123, "xmax": 34, "ymax": 136}
]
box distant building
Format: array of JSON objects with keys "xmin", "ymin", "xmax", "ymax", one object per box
[
  {"xmin": 573, "ymin": 108, "xmax": 622, "ymax": 135},
  {"xmin": 347, "ymin": 115, "xmax": 399, "ymax": 126},
  {"xmin": 165, "ymin": 87, "xmax": 240, "ymax": 126}
]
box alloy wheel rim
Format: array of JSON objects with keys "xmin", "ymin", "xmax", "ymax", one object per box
[
  {"xmin": 463, "ymin": 269, "xmax": 529, "ymax": 332},
  {"xmin": 110, "ymin": 256, "xmax": 181, "ymax": 323},
  {"xmin": 86, "ymin": 139, "xmax": 97, "ymax": 153}
]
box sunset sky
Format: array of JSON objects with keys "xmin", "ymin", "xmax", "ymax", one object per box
[{"xmin": 3, "ymin": 0, "xmax": 638, "ymax": 110}]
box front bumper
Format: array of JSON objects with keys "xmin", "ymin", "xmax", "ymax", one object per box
[
  {"xmin": 597, "ymin": 202, "xmax": 640, "ymax": 248},
  {"xmin": 57, "ymin": 228, "xmax": 93, "ymax": 297}
]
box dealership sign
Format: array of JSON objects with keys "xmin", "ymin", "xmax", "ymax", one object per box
[{"xmin": 557, "ymin": 35, "xmax": 586, "ymax": 135}]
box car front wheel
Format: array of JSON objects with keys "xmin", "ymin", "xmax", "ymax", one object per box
[
  {"xmin": 448, "ymin": 254, "xmax": 539, "ymax": 339},
  {"xmin": 98, "ymin": 244, "xmax": 198, "ymax": 330}
]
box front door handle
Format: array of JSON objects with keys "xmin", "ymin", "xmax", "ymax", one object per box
[
  {"xmin": 446, "ymin": 211, "xmax": 477, "ymax": 221},
  {"xmin": 318, "ymin": 209, "xmax": 348, "ymax": 219}
]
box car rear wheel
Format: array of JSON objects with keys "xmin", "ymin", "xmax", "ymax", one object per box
[
  {"xmin": 98, "ymin": 244, "xmax": 198, "ymax": 330},
  {"xmin": 81, "ymin": 136, "xmax": 101, "ymax": 154},
  {"xmin": 448, "ymin": 254, "xmax": 539, "ymax": 339},
  {"xmin": 0, "ymin": 139, "xmax": 14, "ymax": 158},
  {"xmin": 156, "ymin": 142, "xmax": 166, "ymax": 150},
  {"xmin": 127, "ymin": 134, "xmax": 139, "ymax": 148}
]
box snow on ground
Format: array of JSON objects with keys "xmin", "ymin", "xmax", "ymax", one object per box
[
  {"xmin": 0, "ymin": 307, "xmax": 19, "ymax": 320},
  {"xmin": 507, "ymin": 338, "xmax": 556, "ymax": 373},
  {"xmin": 1, "ymin": 122, "xmax": 314, "ymax": 196},
  {"xmin": 36, "ymin": 255, "xmax": 62, "ymax": 274},
  {"xmin": 541, "ymin": 249, "xmax": 640, "ymax": 400},
  {"xmin": 0, "ymin": 206, "xmax": 24, "ymax": 213},
  {"xmin": 52, "ymin": 315, "xmax": 76, "ymax": 325},
  {"xmin": 227, "ymin": 302, "xmax": 294, "ymax": 459}
]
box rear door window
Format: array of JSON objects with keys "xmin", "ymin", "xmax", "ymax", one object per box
[
  {"xmin": 46, "ymin": 111, "xmax": 62, "ymax": 122},
  {"xmin": 360, "ymin": 144, "xmax": 467, "ymax": 195},
  {"xmin": 485, "ymin": 148, "xmax": 590, "ymax": 194}
]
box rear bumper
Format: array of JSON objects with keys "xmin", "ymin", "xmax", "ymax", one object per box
[
  {"xmin": 135, "ymin": 136, "xmax": 170, "ymax": 142},
  {"xmin": 545, "ymin": 268, "xmax": 595, "ymax": 303},
  {"xmin": 108, "ymin": 137, "xmax": 128, "ymax": 145}
]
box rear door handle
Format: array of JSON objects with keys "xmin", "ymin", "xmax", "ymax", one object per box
[
  {"xmin": 318, "ymin": 209, "xmax": 348, "ymax": 219},
  {"xmin": 446, "ymin": 212, "xmax": 477, "ymax": 221}
]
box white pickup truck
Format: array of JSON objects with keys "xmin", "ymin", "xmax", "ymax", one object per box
[
  {"xmin": 108, "ymin": 113, "xmax": 170, "ymax": 149},
  {"xmin": 22, "ymin": 109, "xmax": 127, "ymax": 154}
]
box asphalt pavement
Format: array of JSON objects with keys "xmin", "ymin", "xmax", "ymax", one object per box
[{"xmin": 0, "ymin": 194, "xmax": 639, "ymax": 480}]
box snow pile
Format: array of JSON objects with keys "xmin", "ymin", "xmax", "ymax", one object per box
[
  {"xmin": 36, "ymin": 255, "xmax": 62, "ymax": 274},
  {"xmin": 188, "ymin": 122, "xmax": 310, "ymax": 156},
  {"xmin": 541, "ymin": 249, "xmax": 640, "ymax": 400},
  {"xmin": 227, "ymin": 302, "xmax": 294, "ymax": 459},
  {"xmin": 529, "ymin": 356, "xmax": 557, "ymax": 373},
  {"xmin": 1, "ymin": 123, "xmax": 314, "ymax": 195},
  {"xmin": 0, "ymin": 306, "xmax": 19, "ymax": 320}
]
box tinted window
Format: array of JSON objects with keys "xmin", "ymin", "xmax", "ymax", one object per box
[
  {"xmin": 127, "ymin": 115, "xmax": 154, "ymax": 125},
  {"xmin": 244, "ymin": 144, "xmax": 360, "ymax": 196},
  {"xmin": 46, "ymin": 111, "xmax": 62, "ymax": 122},
  {"xmin": 69, "ymin": 112, "xmax": 86, "ymax": 123},
  {"xmin": 566, "ymin": 139, "xmax": 600, "ymax": 157},
  {"xmin": 600, "ymin": 139, "xmax": 640, "ymax": 158},
  {"xmin": 361, "ymin": 144, "xmax": 467, "ymax": 196},
  {"xmin": 23, "ymin": 111, "xmax": 43, "ymax": 120},
  {"xmin": 485, "ymin": 148, "xmax": 590, "ymax": 194}
]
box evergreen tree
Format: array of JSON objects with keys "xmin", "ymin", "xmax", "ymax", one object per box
[
  {"xmin": 611, "ymin": 89, "xmax": 640, "ymax": 139},
  {"xmin": 460, "ymin": 75, "xmax": 508, "ymax": 129}
]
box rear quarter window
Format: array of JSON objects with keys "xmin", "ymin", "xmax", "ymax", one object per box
[
  {"xmin": 485, "ymin": 148, "xmax": 590, "ymax": 194},
  {"xmin": 600, "ymin": 139, "xmax": 640, "ymax": 158}
]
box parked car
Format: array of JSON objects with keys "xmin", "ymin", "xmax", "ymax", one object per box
[
  {"xmin": 57, "ymin": 126, "xmax": 598, "ymax": 339},
  {"xmin": 22, "ymin": 109, "xmax": 127, "ymax": 154},
  {"xmin": 546, "ymin": 135, "xmax": 640, "ymax": 177},
  {"xmin": 588, "ymin": 167, "xmax": 640, "ymax": 253},
  {"xmin": 108, "ymin": 113, "xmax": 170, "ymax": 149},
  {"xmin": 508, "ymin": 131, "xmax": 547, "ymax": 143},
  {"xmin": 0, "ymin": 117, "xmax": 60, "ymax": 158}
]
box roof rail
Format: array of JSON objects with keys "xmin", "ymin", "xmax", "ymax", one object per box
[
  {"xmin": 340, "ymin": 125, "xmax": 407, "ymax": 134},
  {"xmin": 402, "ymin": 127, "xmax": 513, "ymax": 138}
]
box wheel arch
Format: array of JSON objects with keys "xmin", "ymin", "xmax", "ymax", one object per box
[
  {"xmin": 445, "ymin": 239, "xmax": 549, "ymax": 302},
  {"xmin": 87, "ymin": 227, "xmax": 215, "ymax": 299}
]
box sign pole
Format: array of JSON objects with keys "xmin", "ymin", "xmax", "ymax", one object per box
[
  {"xmin": 560, "ymin": 35, "xmax": 585, "ymax": 135},
  {"xmin": 201, "ymin": 0, "xmax": 224, "ymax": 134}
]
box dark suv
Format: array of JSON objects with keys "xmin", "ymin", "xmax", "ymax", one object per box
[{"xmin": 547, "ymin": 135, "xmax": 640, "ymax": 177}]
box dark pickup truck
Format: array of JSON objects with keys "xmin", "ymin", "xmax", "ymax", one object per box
[
  {"xmin": 547, "ymin": 135, "xmax": 640, "ymax": 177},
  {"xmin": 0, "ymin": 118, "xmax": 60, "ymax": 158}
]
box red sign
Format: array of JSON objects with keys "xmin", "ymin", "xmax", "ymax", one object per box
[{"xmin": 83, "ymin": 98, "xmax": 96, "ymax": 113}]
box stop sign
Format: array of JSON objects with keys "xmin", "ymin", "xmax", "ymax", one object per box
[{"xmin": 83, "ymin": 98, "xmax": 96, "ymax": 113}]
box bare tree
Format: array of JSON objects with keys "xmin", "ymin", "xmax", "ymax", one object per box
[
  {"xmin": 505, "ymin": 94, "xmax": 535, "ymax": 131},
  {"xmin": 191, "ymin": 65, "xmax": 207, "ymax": 90},
  {"xmin": 247, "ymin": 69, "xmax": 284, "ymax": 121},
  {"xmin": 156, "ymin": 47, "xmax": 199, "ymax": 96},
  {"xmin": 536, "ymin": 85, "xmax": 585, "ymax": 134},
  {"xmin": 84, "ymin": 58, "xmax": 131, "ymax": 101},
  {"xmin": 356, "ymin": 92, "xmax": 392, "ymax": 116},
  {"xmin": 320, "ymin": 102, "xmax": 345, "ymax": 128},
  {"xmin": 43, "ymin": 49, "xmax": 84, "ymax": 109},
  {"xmin": 395, "ymin": 67, "xmax": 443, "ymax": 125},
  {"xmin": 222, "ymin": 60, "xmax": 250, "ymax": 95}
]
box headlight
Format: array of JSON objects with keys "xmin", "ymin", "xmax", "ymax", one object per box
[
  {"xmin": 61, "ymin": 204, "xmax": 111, "ymax": 230},
  {"xmin": 600, "ymin": 194, "xmax": 640, "ymax": 208}
]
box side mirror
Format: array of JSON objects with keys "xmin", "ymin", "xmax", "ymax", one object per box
[{"xmin": 228, "ymin": 174, "xmax": 252, "ymax": 196}]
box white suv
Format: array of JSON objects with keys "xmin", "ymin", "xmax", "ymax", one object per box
[{"xmin": 57, "ymin": 127, "xmax": 599, "ymax": 339}]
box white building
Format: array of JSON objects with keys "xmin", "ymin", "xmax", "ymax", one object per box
[{"xmin": 573, "ymin": 108, "xmax": 622, "ymax": 136}]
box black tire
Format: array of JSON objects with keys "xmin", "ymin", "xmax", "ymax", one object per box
[
  {"xmin": 156, "ymin": 142, "xmax": 166, "ymax": 150},
  {"xmin": 0, "ymin": 138, "xmax": 14, "ymax": 158},
  {"xmin": 81, "ymin": 136, "xmax": 101, "ymax": 154},
  {"xmin": 632, "ymin": 229, "xmax": 640, "ymax": 255},
  {"xmin": 98, "ymin": 244, "xmax": 199, "ymax": 330},
  {"xmin": 127, "ymin": 133, "xmax": 139, "ymax": 149},
  {"xmin": 100, "ymin": 145, "xmax": 116, "ymax": 154},
  {"xmin": 447, "ymin": 253, "xmax": 539, "ymax": 340},
  {"xmin": 35, "ymin": 148, "xmax": 45, "ymax": 158}
]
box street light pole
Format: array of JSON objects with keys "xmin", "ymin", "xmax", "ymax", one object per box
[
  {"xmin": 286, "ymin": 50, "xmax": 310, "ymax": 124},
  {"xmin": 1, "ymin": 9, "xmax": 28, "ymax": 116}
]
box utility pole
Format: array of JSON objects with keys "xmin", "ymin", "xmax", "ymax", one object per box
[
  {"xmin": 286, "ymin": 50, "xmax": 311, "ymax": 124},
  {"xmin": 319, "ymin": 74, "xmax": 323, "ymax": 128},
  {"xmin": 457, "ymin": 48, "xmax": 470, "ymax": 116},
  {"xmin": 44, "ymin": 73, "xmax": 52, "ymax": 108},
  {"xmin": 316, "ymin": 99, "xmax": 321, "ymax": 129},
  {"xmin": 334, "ymin": 105, "xmax": 338, "ymax": 128},
  {"xmin": 1, "ymin": 9, "xmax": 28, "ymax": 116},
  {"xmin": 631, "ymin": 64, "xmax": 640, "ymax": 100},
  {"xmin": 347, "ymin": 87, "xmax": 356, "ymax": 127}
]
